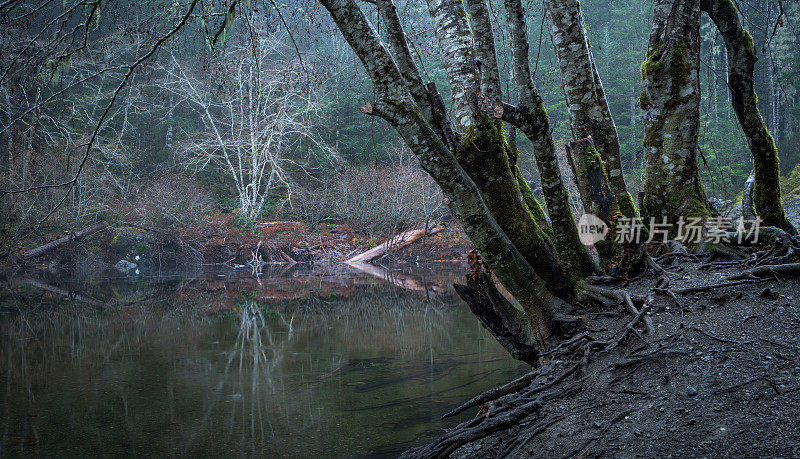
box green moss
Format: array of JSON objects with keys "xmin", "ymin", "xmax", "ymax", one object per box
[
  {"xmin": 639, "ymin": 87, "xmax": 649, "ymax": 109},
  {"xmin": 752, "ymin": 127, "xmax": 785, "ymax": 224},
  {"xmin": 670, "ymin": 41, "xmax": 690, "ymax": 88},
  {"xmin": 742, "ymin": 30, "xmax": 756, "ymax": 59},
  {"xmin": 515, "ymin": 166, "xmax": 554, "ymax": 247},
  {"xmin": 640, "ymin": 40, "xmax": 665, "ymax": 79},
  {"xmin": 615, "ymin": 192, "xmax": 640, "ymax": 218},
  {"xmin": 456, "ymin": 117, "xmax": 563, "ymax": 281}
]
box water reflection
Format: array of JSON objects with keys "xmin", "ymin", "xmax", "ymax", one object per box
[{"xmin": 0, "ymin": 266, "xmax": 524, "ymax": 456}]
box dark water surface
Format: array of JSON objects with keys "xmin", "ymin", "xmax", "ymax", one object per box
[{"xmin": 0, "ymin": 264, "xmax": 524, "ymax": 457}]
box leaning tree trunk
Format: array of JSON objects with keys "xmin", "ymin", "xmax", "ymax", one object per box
[
  {"xmin": 319, "ymin": 0, "xmax": 573, "ymax": 346},
  {"xmin": 701, "ymin": 0, "xmax": 797, "ymax": 234},
  {"xmin": 496, "ymin": 0, "xmax": 596, "ymax": 280},
  {"xmin": 640, "ymin": 0, "xmax": 709, "ymax": 221},
  {"xmin": 427, "ymin": 0, "xmax": 575, "ymax": 293},
  {"xmin": 544, "ymin": 0, "xmax": 638, "ymax": 217}
]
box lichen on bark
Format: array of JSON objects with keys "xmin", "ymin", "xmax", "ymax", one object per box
[
  {"xmin": 701, "ymin": 0, "xmax": 796, "ymax": 233},
  {"xmin": 545, "ymin": 0, "xmax": 635, "ymax": 216},
  {"xmin": 640, "ymin": 0, "xmax": 709, "ymax": 222}
]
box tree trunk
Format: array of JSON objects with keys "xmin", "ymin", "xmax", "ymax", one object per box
[
  {"xmin": 701, "ymin": 0, "xmax": 797, "ymax": 233},
  {"xmin": 498, "ymin": 0, "xmax": 596, "ymax": 280},
  {"xmin": 565, "ymin": 137, "xmax": 618, "ymax": 270},
  {"xmin": 320, "ymin": 0, "xmax": 572, "ymax": 344},
  {"xmin": 429, "ymin": 0, "xmax": 575, "ymax": 292},
  {"xmin": 544, "ymin": 0, "xmax": 637, "ymax": 217},
  {"xmin": 455, "ymin": 264, "xmax": 540, "ymax": 365},
  {"xmin": 640, "ymin": 0, "xmax": 709, "ymax": 220},
  {"xmin": 425, "ymin": 0, "xmax": 477, "ymax": 133}
]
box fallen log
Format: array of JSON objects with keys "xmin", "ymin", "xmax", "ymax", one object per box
[
  {"xmin": 21, "ymin": 222, "xmax": 109, "ymax": 260},
  {"xmin": 346, "ymin": 224, "xmax": 442, "ymax": 263}
]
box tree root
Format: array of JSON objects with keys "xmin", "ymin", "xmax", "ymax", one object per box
[
  {"xmin": 400, "ymin": 385, "xmax": 578, "ymax": 459},
  {"xmin": 440, "ymin": 361, "xmax": 556, "ymax": 420},
  {"xmin": 726, "ymin": 263, "xmax": 800, "ymax": 281},
  {"xmin": 408, "ymin": 292, "xmax": 656, "ymax": 458}
]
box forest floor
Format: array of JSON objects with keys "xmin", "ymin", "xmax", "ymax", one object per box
[{"xmin": 406, "ymin": 253, "xmax": 800, "ymax": 458}]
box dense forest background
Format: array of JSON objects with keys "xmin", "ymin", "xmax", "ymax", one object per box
[{"xmin": 2, "ymin": 0, "xmax": 799, "ymax": 250}]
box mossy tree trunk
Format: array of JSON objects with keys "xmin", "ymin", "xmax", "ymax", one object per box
[
  {"xmin": 429, "ymin": 0, "xmax": 569, "ymax": 294},
  {"xmin": 497, "ymin": 0, "xmax": 596, "ymax": 280},
  {"xmin": 544, "ymin": 0, "xmax": 637, "ymax": 218},
  {"xmin": 565, "ymin": 137, "xmax": 619, "ymax": 270},
  {"xmin": 640, "ymin": 0, "xmax": 709, "ymax": 221},
  {"xmin": 701, "ymin": 0, "xmax": 797, "ymax": 234},
  {"xmin": 320, "ymin": 0, "xmax": 574, "ymax": 348}
]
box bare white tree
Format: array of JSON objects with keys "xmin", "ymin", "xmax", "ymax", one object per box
[{"xmin": 161, "ymin": 34, "xmax": 338, "ymax": 222}]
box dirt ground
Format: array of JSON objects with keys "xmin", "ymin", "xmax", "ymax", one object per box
[{"xmin": 405, "ymin": 254, "xmax": 800, "ymax": 458}]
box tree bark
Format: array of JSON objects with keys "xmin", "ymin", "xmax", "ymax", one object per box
[
  {"xmin": 320, "ymin": 0, "xmax": 571, "ymax": 342},
  {"xmin": 425, "ymin": 0, "xmax": 477, "ymax": 133},
  {"xmin": 432, "ymin": 0, "xmax": 574, "ymax": 291},
  {"xmin": 544, "ymin": 0, "xmax": 637, "ymax": 217},
  {"xmin": 455, "ymin": 266, "xmax": 539, "ymax": 365},
  {"xmin": 466, "ymin": 0, "xmax": 502, "ymax": 114},
  {"xmin": 498, "ymin": 0, "xmax": 596, "ymax": 279},
  {"xmin": 640, "ymin": 0, "xmax": 709, "ymax": 221},
  {"xmin": 565, "ymin": 137, "xmax": 619, "ymax": 270},
  {"xmin": 701, "ymin": 0, "xmax": 797, "ymax": 233}
]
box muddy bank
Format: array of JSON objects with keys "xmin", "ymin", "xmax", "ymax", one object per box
[
  {"xmin": 8, "ymin": 215, "xmax": 473, "ymax": 276},
  {"xmin": 405, "ymin": 254, "xmax": 800, "ymax": 457}
]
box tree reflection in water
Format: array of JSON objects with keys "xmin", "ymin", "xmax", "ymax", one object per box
[{"xmin": 0, "ymin": 270, "xmax": 524, "ymax": 456}]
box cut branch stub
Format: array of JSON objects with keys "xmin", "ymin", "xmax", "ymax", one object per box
[{"xmin": 360, "ymin": 101, "xmax": 373, "ymax": 115}]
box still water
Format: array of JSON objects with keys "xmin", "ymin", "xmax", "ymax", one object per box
[{"xmin": 0, "ymin": 264, "xmax": 525, "ymax": 457}]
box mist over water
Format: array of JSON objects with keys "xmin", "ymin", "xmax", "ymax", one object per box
[{"xmin": 0, "ymin": 266, "xmax": 525, "ymax": 456}]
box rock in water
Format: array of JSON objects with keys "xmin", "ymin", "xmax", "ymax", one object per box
[{"xmin": 115, "ymin": 259, "xmax": 138, "ymax": 273}]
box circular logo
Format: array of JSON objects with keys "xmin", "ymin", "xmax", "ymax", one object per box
[{"xmin": 578, "ymin": 213, "xmax": 609, "ymax": 245}]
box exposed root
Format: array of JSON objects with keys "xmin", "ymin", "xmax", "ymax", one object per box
[
  {"xmin": 406, "ymin": 293, "xmax": 656, "ymax": 458},
  {"xmin": 726, "ymin": 262, "xmax": 800, "ymax": 281}
]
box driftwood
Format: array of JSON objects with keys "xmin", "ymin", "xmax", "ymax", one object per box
[
  {"xmin": 21, "ymin": 222, "xmax": 109, "ymax": 260},
  {"xmin": 346, "ymin": 224, "xmax": 442, "ymax": 263}
]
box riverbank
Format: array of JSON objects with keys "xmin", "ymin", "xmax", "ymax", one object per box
[
  {"xmin": 406, "ymin": 254, "xmax": 800, "ymax": 457},
  {"xmin": 6, "ymin": 213, "xmax": 473, "ymax": 276}
]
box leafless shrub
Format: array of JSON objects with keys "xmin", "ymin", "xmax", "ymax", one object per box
[
  {"xmin": 293, "ymin": 145, "xmax": 447, "ymax": 235},
  {"xmin": 127, "ymin": 175, "xmax": 213, "ymax": 229},
  {"xmin": 162, "ymin": 33, "xmax": 339, "ymax": 223}
]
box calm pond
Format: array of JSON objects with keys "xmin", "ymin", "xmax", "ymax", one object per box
[{"xmin": 0, "ymin": 264, "xmax": 525, "ymax": 457}]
